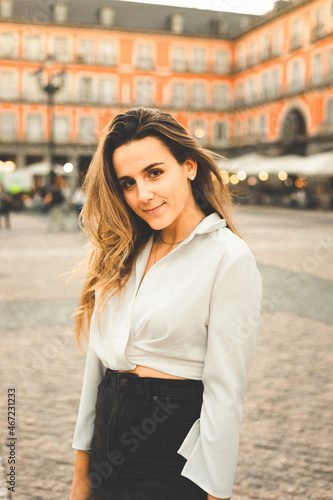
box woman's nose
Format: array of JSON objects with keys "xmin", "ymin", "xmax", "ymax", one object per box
[{"xmin": 137, "ymin": 183, "xmax": 154, "ymax": 202}]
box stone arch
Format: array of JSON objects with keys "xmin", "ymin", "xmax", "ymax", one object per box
[{"xmin": 280, "ymin": 107, "xmax": 307, "ymax": 155}]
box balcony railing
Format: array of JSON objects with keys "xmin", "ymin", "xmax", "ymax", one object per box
[
  {"xmin": 290, "ymin": 36, "xmax": 302, "ymax": 51},
  {"xmin": 311, "ymin": 24, "xmax": 326, "ymax": 43}
]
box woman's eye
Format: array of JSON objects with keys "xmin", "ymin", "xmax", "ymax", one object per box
[
  {"xmin": 121, "ymin": 180, "xmax": 134, "ymax": 190},
  {"xmin": 149, "ymin": 169, "xmax": 163, "ymax": 178},
  {"xmin": 120, "ymin": 170, "xmax": 162, "ymax": 190}
]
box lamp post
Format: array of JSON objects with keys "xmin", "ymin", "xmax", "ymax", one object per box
[{"xmin": 34, "ymin": 56, "xmax": 66, "ymax": 189}]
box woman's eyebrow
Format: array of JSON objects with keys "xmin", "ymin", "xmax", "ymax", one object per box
[{"xmin": 117, "ymin": 162, "xmax": 165, "ymax": 182}]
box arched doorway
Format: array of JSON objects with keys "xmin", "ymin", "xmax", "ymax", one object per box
[{"xmin": 280, "ymin": 108, "xmax": 307, "ymax": 155}]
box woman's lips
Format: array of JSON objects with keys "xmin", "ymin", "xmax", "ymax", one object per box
[{"xmin": 144, "ymin": 203, "xmax": 165, "ymax": 214}]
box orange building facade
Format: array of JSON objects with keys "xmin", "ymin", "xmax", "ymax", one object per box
[{"xmin": 0, "ymin": 0, "xmax": 332, "ymax": 175}]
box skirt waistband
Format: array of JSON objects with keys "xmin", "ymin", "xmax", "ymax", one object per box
[{"xmin": 104, "ymin": 368, "xmax": 204, "ymax": 398}]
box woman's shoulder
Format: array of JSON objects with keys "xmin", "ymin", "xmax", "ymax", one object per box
[{"xmin": 208, "ymin": 223, "xmax": 254, "ymax": 263}]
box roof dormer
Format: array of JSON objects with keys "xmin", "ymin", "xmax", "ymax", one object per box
[
  {"xmin": 99, "ymin": 6, "xmax": 115, "ymax": 27},
  {"xmin": 170, "ymin": 13, "xmax": 184, "ymax": 34},
  {"xmin": 53, "ymin": 3, "xmax": 68, "ymax": 23},
  {"xmin": 0, "ymin": 0, "xmax": 13, "ymax": 19}
]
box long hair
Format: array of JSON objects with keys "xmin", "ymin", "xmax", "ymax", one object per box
[{"xmin": 74, "ymin": 106, "xmax": 240, "ymax": 350}]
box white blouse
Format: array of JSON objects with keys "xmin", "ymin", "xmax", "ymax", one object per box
[{"xmin": 72, "ymin": 212, "xmax": 263, "ymax": 499}]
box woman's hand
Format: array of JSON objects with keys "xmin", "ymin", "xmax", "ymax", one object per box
[{"xmin": 69, "ymin": 450, "xmax": 93, "ymax": 500}]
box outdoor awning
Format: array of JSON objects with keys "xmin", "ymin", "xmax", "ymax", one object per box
[{"xmin": 217, "ymin": 151, "xmax": 333, "ymax": 177}]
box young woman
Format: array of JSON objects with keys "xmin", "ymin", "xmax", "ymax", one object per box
[{"xmin": 69, "ymin": 107, "xmax": 262, "ymax": 500}]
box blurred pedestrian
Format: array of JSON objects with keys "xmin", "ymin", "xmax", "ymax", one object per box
[
  {"xmin": 0, "ymin": 183, "xmax": 12, "ymax": 230},
  {"xmin": 43, "ymin": 176, "xmax": 68, "ymax": 231},
  {"xmin": 69, "ymin": 107, "xmax": 263, "ymax": 500}
]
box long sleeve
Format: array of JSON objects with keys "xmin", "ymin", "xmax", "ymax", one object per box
[
  {"xmin": 72, "ymin": 341, "xmax": 107, "ymax": 452},
  {"xmin": 177, "ymin": 249, "xmax": 263, "ymax": 498}
]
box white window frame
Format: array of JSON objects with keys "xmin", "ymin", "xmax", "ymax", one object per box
[
  {"xmin": 0, "ymin": 112, "xmax": 17, "ymax": 141},
  {"xmin": 136, "ymin": 44, "xmax": 154, "ymax": 71},
  {"xmin": 135, "ymin": 79, "xmax": 154, "ymax": 106},
  {"xmin": 0, "ymin": 70, "xmax": 18, "ymax": 100},
  {"xmin": 78, "ymin": 116, "xmax": 97, "ymax": 144},
  {"xmin": 191, "ymin": 47, "xmax": 207, "ymax": 73},
  {"xmin": 172, "ymin": 46, "xmax": 186, "ymax": 72},
  {"xmin": 214, "ymin": 120, "xmax": 229, "ymax": 147},
  {"xmin": 26, "ymin": 114, "xmax": 44, "ymax": 142},
  {"xmin": 191, "ymin": 82, "xmax": 207, "ymax": 110},
  {"xmin": 98, "ymin": 40, "xmax": 117, "ymax": 67},
  {"xmin": 53, "ymin": 115, "xmax": 70, "ymax": 143},
  {"xmin": 171, "ymin": 82, "xmax": 186, "ymax": 109}
]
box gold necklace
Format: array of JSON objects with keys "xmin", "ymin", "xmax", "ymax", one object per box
[{"xmin": 153, "ymin": 214, "xmax": 206, "ymax": 263}]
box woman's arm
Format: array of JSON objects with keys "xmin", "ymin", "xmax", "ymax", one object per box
[{"xmin": 69, "ymin": 450, "xmax": 93, "ymax": 500}]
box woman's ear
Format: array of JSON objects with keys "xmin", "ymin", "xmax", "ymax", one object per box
[{"xmin": 183, "ymin": 158, "xmax": 197, "ymax": 177}]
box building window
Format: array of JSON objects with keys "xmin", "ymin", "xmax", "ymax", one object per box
[
  {"xmin": 258, "ymin": 114, "xmax": 268, "ymax": 139},
  {"xmin": 98, "ymin": 40, "xmax": 116, "ymax": 66},
  {"xmin": 327, "ymin": 98, "xmax": 333, "ymax": 125},
  {"xmin": 214, "ymin": 121, "xmax": 229, "ymax": 146},
  {"xmin": 236, "ymin": 45, "xmax": 245, "ymax": 70},
  {"xmin": 270, "ymin": 68, "xmax": 281, "ymax": 98},
  {"xmin": 78, "ymin": 76, "xmax": 95, "ymax": 103},
  {"xmin": 0, "ymin": 0, "xmax": 13, "ymax": 19},
  {"xmin": 172, "ymin": 47, "xmax": 186, "ymax": 72},
  {"xmin": 53, "ymin": 36, "xmax": 71, "ymax": 63},
  {"xmin": 191, "ymin": 48, "xmax": 207, "ymax": 73},
  {"xmin": 53, "ymin": 115, "xmax": 70, "ymax": 143},
  {"xmin": 23, "ymin": 72, "xmax": 45, "ymax": 101},
  {"xmin": 315, "ymin": 7, "xmax": 324, "ymax": 31},
  {"xmin": 78, "ymin": 116, "xmax": 96, "ymax": 144},
  {"xmin": 272, "ymin": 28, "xmax": 282, "ymax": 56},
  {"xmin": 248, "ymin": 40, "xmax": 256, "ymax": 66},
  {"xmin": 290, "ymin": 60, "xmax": 304, "ymax": 93},
  {"xmin": 235, "ymin": 81, "xmax": 244, "ymax": 106},
  {"xmin": 312, "ymin": 53, "xmax": 323, "ymax": 86},
  {"xmin": 328, "ymin": 49, "xmax": 333, "ymax": 82},
  {"xmin": 53, "ymin": 3, "xmax": 68, "ymax": 23},
  {"xmin": 0, "ymin": 32, "xmax": 16, "ymax": 58},
  {"xmin": 247, "ymin": 117, "xmax": 254, "ymax": 139},
  {"xmin": 26, "ymin": 114, "xmax": 43, "ymax": 142},
  {"xmin": 78, "ymin": 39, "xmax": 95, "ymax": 64},
  {"xmin": 171, "ymin": 82, "xmax": 186, "ymax": 109},
  {"xmin": 136, "ymin": 44, "xmax": 154, "ymax": 70},
  {"xmin": 170, "ymin": 14, "xmax": 184, "ymax": 33},
  {"xmin": 54, "ymin": 74, "xmax": 70, "ymax": 103},
  {"xmin": 261, "ymin": 34, "xmax": 269, "ymax": 61},
  {"xmin": 100, "ymin": 78, "xmax": 116, "ymax": 105},
  {"xmin": 234, "ymin": 120, "xmax": 242, "ymax": 140},
  {"xmin": 23, "ymin": 35, "xmax": 43, "ymax": 61},
  {"xmin": 291, "ymin": 19, "xmax": 302, "ymax": 49},
  {"xmin": 0, "ymin": 112, "xmax": 16, "ymax": 141},
  {"xmin": 213, "ymin": 83, "xmax": 229, "ymax": 111},
  {"xmin": 136, "ymin": 80, "xmax": 153, "ymax": 106},
  {"xmin": 0, "ymin": 71, "xmax": 17, "ymax": 100},
  {"xmin": 261, "ymin": 73, "xmax": 270, "ymax": 100},
  {"xmin": 214, "ymin": 49, "xmax": 230, "ymax": 74},
  {"xmin": 99, "ymin": 7, "xmax": 115, "ymax": 26},
  {"xmin": 191, "ymin": 83, "xmax": 206, "ymax": 109},
  {"xmin": 246, "ymin": 78, "xmax": 255, "ymax": 105},
  {"xmin": 191, "ymin": 119, "xmax": 207, "ymax": 146}
]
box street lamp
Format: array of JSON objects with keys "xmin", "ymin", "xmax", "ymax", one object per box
[{"xmin": 34, "ymin": 56, "xmax": 66, "ymax": 188}]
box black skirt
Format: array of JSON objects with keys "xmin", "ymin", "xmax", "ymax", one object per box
[{"xmin": 89, "ymin": 368, "xmax": 207, "ymax": 500}]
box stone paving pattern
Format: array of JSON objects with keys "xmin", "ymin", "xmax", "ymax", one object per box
[{"xmin": 0, "ymin": 207, "xmax": 332, "ymax": 499}]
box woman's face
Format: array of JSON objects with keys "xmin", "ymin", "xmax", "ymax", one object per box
[{"xmin": 112, "ymin": 136, "xmax": 197, "ymax": 230}]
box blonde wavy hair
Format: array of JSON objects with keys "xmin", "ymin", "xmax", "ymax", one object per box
[{"xmin": 74, "ymin": 106, "xmax": 241, "ymax": 350}]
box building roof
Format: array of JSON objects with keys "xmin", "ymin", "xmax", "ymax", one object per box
[{"xmin": 9, "ymin": 0, "xmax": 259, "ymax": 37}]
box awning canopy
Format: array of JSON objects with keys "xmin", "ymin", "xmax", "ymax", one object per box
[{"xmin": 217, "ymin": 151, "xmax": 333, "ymax": 177}]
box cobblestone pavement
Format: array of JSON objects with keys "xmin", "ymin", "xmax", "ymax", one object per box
[{"xmin": 0, "ymin": 207, "xmax": 332, "ymax": 500}]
